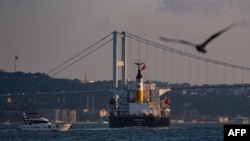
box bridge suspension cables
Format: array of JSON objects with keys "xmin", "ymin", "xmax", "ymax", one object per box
[
  {"xmin": 123, "ymin": 31, "xmax": 250, "ymax": 86},
  {"xmin": 18, "ymin": 31, "xmax": 250, "ymax": 94},
  {"xmin": 22, "ymin": 33, "xmax": 113, "ymax": 94},
  {"xmin": 47, "ymin": 33, "xmax": 113, "ymax": 77},
  {"xmin": 124, "ymin": 32, "xmax": 250, "ymax": 71}
]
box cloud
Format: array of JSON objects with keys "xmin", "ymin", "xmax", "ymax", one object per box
[{"xmin": 159, "ymin": 0, "xmax": 250, "ymax": 16}]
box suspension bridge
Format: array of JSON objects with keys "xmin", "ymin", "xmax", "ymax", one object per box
[
  {"xmin": 2, "ymin": 30, "xmax": 250, "ymax": 97},
  {"xmin": 47, "ymin": 31, "xmax": 250, "ymax": 88}
]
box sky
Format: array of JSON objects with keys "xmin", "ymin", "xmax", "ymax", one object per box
[{"xmin": 1, "ymin": 0, "xmax": 250, "ymax": 84}]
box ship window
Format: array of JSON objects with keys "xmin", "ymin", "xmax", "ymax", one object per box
[{"xmin": 32, "ymin": 120, "xmax": 48, "ymax": 124}]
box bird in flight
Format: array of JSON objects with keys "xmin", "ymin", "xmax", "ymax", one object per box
[{"xmin": 159, "ymin": 23, "xmax": 236, "ymax": 53}]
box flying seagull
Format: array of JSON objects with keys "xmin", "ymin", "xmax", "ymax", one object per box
[{"xmin": 159, "ymin": 23, "xmax": 236, "ymax": 53}]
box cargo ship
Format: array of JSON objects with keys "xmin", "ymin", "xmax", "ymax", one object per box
[{"xmin": 108, "ymin": 61, "xmax": 171, "ymax": 128}]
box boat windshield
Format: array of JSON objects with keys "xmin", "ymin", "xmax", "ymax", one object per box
[{"xmin": 23, "ymin": 119, "xmax": 48, "ymax": 124}]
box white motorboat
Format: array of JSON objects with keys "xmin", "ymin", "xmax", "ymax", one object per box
[
  {"xmin": 231, "ymin": 115, "xmax": 249, "ymax": 124},
  {"xmin": 17, "ymin": 112, "xmax": 72, "ymax": 131}
]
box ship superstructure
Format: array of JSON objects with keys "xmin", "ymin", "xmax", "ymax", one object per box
[{"xmin": 108, "ymin": 61, "xmax": 171, "ymax": 128}]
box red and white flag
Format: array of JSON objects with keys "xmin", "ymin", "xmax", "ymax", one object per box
[
  {"xmin": 15, "ymin": 55, "xmax": 19, "ymax": 60},
  {"xmin": 141, "ymin": 64, "xmax": 146, "ymax": 70}
]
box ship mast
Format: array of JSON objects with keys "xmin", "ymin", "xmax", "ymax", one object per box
[{"xmin": 134, "ymin": 60, "xmax": 146, "ymax": 103}]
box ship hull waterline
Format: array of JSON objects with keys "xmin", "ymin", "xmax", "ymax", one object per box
[{"xmin": 109, "ymin": 116, "xmax": 170, "ymax": 128}]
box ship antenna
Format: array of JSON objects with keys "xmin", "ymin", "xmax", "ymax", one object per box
[
  {"xmin": 134, "ymin": 59, "xmax": 146, "ymax": 79},
  {"xmin": 134, "ymin": 59, "xmax": 145, "ymax": 70}
]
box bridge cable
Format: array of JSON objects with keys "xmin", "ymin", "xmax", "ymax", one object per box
[
  {"xmin": 46, "ymin": 33, "xmax": 113, "ymax": 75},
  {"xmin": 189, "ymin": 56, "xmax": 191, "ymax": 84},
  {"xmin": 124, "ymin": 32, "xmax": 250, "ymax": 72},
  {"xmin": 22, "ymin": 33, "xmax": 113, "ymax": 94},
  {"xmin": 51, "ymin": 38, "xmax": 113, "ymax": 77},
  {"xmin": 198, "ymin": 57, "xmax": 200, "ymax": 85},
  {"xmin": 172, "ymin": 49, "xmax": 174, "ymax": 84},
  {"xmin": 129, "ymin": 36, "xmax": 132, "ymax": 80}
]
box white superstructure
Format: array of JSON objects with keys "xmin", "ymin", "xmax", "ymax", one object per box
[
  {"xmin": 17, "ymin": 113, "xmax": 72, "ymax": 131},
  {"xmin": 110, "ymin": 61, "xmax": 171, "ymax": 118}
]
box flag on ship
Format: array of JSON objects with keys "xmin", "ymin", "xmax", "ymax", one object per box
[{"xmin": 141, "ymin": 64, "xmax": 146, "ymax": 70}]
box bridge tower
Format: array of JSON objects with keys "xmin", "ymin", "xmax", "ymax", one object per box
[{"xmin": 113, "ymin": 31, "xmax": 126, "ymax": 88}]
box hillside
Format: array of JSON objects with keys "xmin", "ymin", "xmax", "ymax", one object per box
[{"xmin": 0, "ymin": 71, "xmax": 250, "ymax": 122}]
